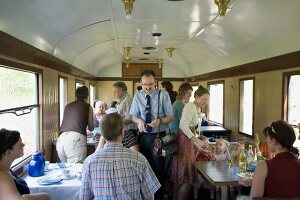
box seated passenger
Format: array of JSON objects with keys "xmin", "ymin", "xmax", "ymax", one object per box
[
  {"xmin": 231, "ymin": 137, "xmax": 247, "ymax": 164},
  {"xmin": 0, "ymin": 129, "xmax": 50, "ymax": 200},
  {"xmin": 212, "ymin": 138, "xmax": 231, "ymax": 161},
  {"xmin": 93, "ymin": 100, "xmax": 107, "ymax": 127},
  {"xmin": 80, "ymin": 113, "xmax": 160, "ymax": 200},
  {"xmin": 239, "ymin": 120, "xmax": 300, "ymax": 198}
]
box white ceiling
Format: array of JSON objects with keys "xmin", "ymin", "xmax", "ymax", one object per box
[{"xmin": 0, "ymin": 0, "xmax": 299, "ymax": 78}]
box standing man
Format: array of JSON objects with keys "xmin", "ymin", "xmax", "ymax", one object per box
[
  {"xmin": 113, "ymin": 81, "xmax": 139, "ymax": 151},
  {"xmin": 80, "ymin": 113, "xmax": 161, "ymax": 200},
  {"xmin": 130, "ymin": 69, "xmax": 173, "ymax": 199},
  {"xmin": 56, "ymin": 86, "xmax": 94, "ymax": 163}
]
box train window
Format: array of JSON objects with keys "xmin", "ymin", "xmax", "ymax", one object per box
[
  {"xmin": 283, "ymin": 73, "xmax": 300, "ymax": 126},
  {"xmin": 89, "ymin": 83, "xmax": 95, "ymax": 106},
  {"xmin": 190, "ymin": 85, "xmax": 199, "ymax": 102},
  {"xmin": 75, "ymin": 79, "xmax": 85, "ymax": 89},
  {"xmin": 59, "ymin": 76, "xmax": 68, "ymax": 125},
  {"xmin": 239, "ymin": 78, "xmax": 254, "ymax": 137},
  {"xmin": 208, "ymin": 82, "xmax": 224, "ymax": 125},
  {"xmin": 0, "ymin": 66, "xmax": 40, "ymax": 166}
]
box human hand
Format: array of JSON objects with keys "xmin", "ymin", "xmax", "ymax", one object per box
[
  {"xmin": 137, "ymin": 120, "xmax": 146, "ymax": 132},
  {"xmin": 238, "ymin": 177, "xmax": 253, "ymax": 187},
  {"xmin": 148, "ymin": 119, "xmax": 160, "ymax": 128},
  {"xmin": 194, "ymin": 138, "xmax": 209, "ymax": 151}
]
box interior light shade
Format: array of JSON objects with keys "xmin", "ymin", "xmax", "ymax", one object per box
[
  {"xmin": 123, "ymin": 0, "xmax": 135, "ymax": 16},
  {"xmin": 214, "ymin": 0, "xmax": 230, "ymax": 16}
]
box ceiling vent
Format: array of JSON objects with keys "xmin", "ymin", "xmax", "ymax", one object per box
[
  {"xmin": 152, "ymin": 33, "xmax": 162, "ymax": 37},
  {"xmin": 142, "ymin": 47, "xmax": 156, "ymax": 50}
]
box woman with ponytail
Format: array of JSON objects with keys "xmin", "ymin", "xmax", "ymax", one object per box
[{"xmin": 250, "ymin": 120, "xmax": 300, "ymax": 198}]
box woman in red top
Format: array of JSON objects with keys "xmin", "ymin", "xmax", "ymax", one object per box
[{"xmin": 251, "ymin": 120, "xmax": 300, "ymax": 198}]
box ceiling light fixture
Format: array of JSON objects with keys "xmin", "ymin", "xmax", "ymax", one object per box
[
  {"xmin": 122, "ymin": 0, "xmax": 135, "ymax": 19},
  {"xmin": 123, "ymin": 47, "xmax": 132, "ymax": 59},
  {"xmin": 214, "ymin": 0, "xmax": 230, "ymax": 16},
  {"xmin": 157, "ymin": 58, "xmax": 163, "ymax": 68},
  {"xmin": 166, "ymin": 48, "xmax": 175, "ymax": 59},
  {"xmin": 125, "ymin": 58, "xmax": 130, "ymax": 68}
]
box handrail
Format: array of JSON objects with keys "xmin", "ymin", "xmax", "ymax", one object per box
[{"xmin": 0, "ymin": 104, "xmax": 39, "ymax": 116}]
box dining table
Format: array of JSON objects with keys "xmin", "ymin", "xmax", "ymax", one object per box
[
  {"xmin": 194, "ymin": 161, "xmax": 240, "ymax": 200},
  {"xmin": 23, "ymin": 163, "xmax": 83, "ymax": 200}
]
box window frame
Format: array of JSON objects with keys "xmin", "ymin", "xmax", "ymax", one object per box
[
  {"xmin": 89, "ymin": 82, "xmax": 96, "ymax": 106},
  {"xmin": 0, "ymin": 64, "xmax": 42, "ymax": 167},
  {"xmin": 75, "ymin": 79, "xmax": 85, "ymax": 90},
  {"xmin": 207, "ymin": 80, "xmax": 224, "ymax": 125},
  {"xmin": 238, "ymin": 77, "xmax": 255, "ymax": 138},
  {"xmin": 58, "ymin": 75, "xmax": 68, "ymax": 126},
  {"xmin": 190, "ymin": 83, "xmax": 200, "ymax": 102},
  {"xmin": 282, "ymin": 70, "xmax": 300, "ymax": 126}
]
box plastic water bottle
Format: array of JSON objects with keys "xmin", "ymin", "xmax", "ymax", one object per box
[
  {"xmin": 28, "ymin": 151, "xmax": 45, "ymax": 177},
  {"xmin": 239, "ymin": 147, "xmax": 247, "ymax": 173}
]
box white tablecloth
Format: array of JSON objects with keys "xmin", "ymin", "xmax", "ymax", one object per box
[{"xmin": 23, "ymin": 163, "xmax": 82, "ymax": 200}]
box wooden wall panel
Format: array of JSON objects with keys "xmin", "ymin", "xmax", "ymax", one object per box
[{"xmin": 122, "ymin": 63, "xmax": 162, "ymax": 77}]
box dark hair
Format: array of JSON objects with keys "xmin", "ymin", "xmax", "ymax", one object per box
[
  {"xmin": 137, "ymin": 86, "xmax": 142, "ymax": 91},
  {"xmin": 177, "ymin": 83, "xmax": 193, "ymax": 99},
  {"xmin": 100, "ymin": 113, "xmax": 124, "ymax": 141},
  {"xmin": 161, "ymin": 81, "xmax": 174, "ymax": 93},
  {"xmin": 194, "ymin": 85, "xmax": 209, "ymax": 98},
  {"xmin": 113, "ymin": 81, "xmax": 127, "ymax": 91},
  {"xmin": 76, "ymin": 86, "xmax": 89, "ymax": 100},
  {"xmin": 141, "ymin": 69, "xmax": 156, "ymax": 78},
  {"xmin": 111, "ymin": 101, "xmax": 118, "ymax": 108},
  {"xmin": 263, "ymin": 120, "xmax": 299, "ymax": 155},
  {"xmin": 0, "ymin": 129, "xmax": 21, "ymax": 160}
]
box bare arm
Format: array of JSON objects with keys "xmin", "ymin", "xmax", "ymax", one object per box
[
  {"xmin": 87, "ymin": 106, "xmax": 94, "ymax": 131},
  {"xmin": 0, "ymin": 173, "xmax": 50, "ymax": 200},
  {"xmin": 250, "ymin": 161, "xmax": 268, "ymax": 198}
]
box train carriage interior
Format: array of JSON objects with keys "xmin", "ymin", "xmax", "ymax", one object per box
[{"xmin": 0, "ymin": 0, "xmax": 300, "ymax": 199}]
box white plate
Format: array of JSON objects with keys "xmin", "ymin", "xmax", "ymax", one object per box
[
  {"xmin": 58, "ymin": 174, "xmax": 74, "ymax": 180},
  {"xmin": 44, "ymin": 168, "xmax": 53, "ymax": 172},
  {"xmin": 37, "ymin": 177, "xmax": 62, "ymax": 185}
]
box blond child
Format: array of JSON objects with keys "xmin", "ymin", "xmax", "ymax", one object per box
[{"xmin": 212, "ymin": 138, "xmax": 231, "ymax": 161}]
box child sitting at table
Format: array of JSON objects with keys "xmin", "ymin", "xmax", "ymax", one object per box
[
  {"xmin": 231, "ymin": 137, "xmax": 247, "ymax": 164},
  {"xmin": 211, "ymin": 138, "xmax": 231, "ymax": 200},
  {"xmin": 212, "ymin": 138, "xmax": 231, "ymax": 161},
  {"xmin": 193, "ymin": 136, "xmax": 214, "ymax": 200}
]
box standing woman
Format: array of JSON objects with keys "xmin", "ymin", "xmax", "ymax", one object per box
[
  {"xmin": 161, "ymin": 81, "xmax": 177, "ymax": 104},
  {"xmin": 168, "ymin": 83, "xmax": 193, "ymax": 198},
  {"xmin": 0, "ymin": 129, "xmax": 50, "ymax": 200},
  {"xmin": 250, "ymin": 120, "xmax": 300, "ymax": 198},
  {"xmin": 57, "ymin": 86, "xmax": 94, "ymax": 163},
  {"xmin": 171, "ymin": 85, "xmax": 210, "ymax": 200},
  {"xmin": 169, "ymin": 83, "xmax": 193, "ymax": 137}
]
